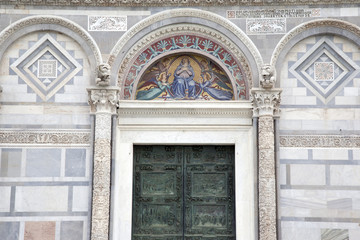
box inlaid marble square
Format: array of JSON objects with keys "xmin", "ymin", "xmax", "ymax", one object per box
[
  {"xmin": 314, "ymin": 62, "xmax": 334, "ymax": 81},
  {"xmin": 24, "ymin": 221, "xmax": 55, "ymax": 240},
  {"xmin": 38, "ymin": 60, "xmax": 57, "ymax": 78}
]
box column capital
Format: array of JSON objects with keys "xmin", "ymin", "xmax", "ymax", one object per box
[
  {"xmin": 251, "ymin": 89, "xmax": 282, "ymax": 117},
  {"xmin": 87, "ymin": 87, "xmax": 119, "ymax": 115}
]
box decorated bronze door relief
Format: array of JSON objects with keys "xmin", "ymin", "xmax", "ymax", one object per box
[{"xmin": 132, "ymin": 145, "xmax": 235, "ymax": 240}]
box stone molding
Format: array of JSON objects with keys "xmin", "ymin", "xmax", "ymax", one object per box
[
  {"xmin": 87, "ymin": 87, "xmax": 119, "ymax": 114},
  {"xmin": 0, "ymin": 15, "xmax": 102, "ymax": 78},
  {"xmin": 119, "ymin": 108, "xmax": 253, "ymax": 118},
  {"xmin": 0, "ymin": 129, "xmax": 91, "ymax": 146},
  {"xmin": 109, "ymin": 9, "xmax": 262, "ymax": 74},
  {"xmin": 280, "ymin": 135, "xmax": 360, "ymax": 148},
  {"xmin": 251, "ymin": 89, "xmax": 281, "ymax": 117},
  {"xmin": 116, "ymin": 24, "xmax": 252, "ymax": 100},
  {"xmin": 2, "ymin": 0, "xmax": 357, "ymax": 7},
  {"xmin": 271, "ymin": 19, "xmax": 360, "ymax": 68}
]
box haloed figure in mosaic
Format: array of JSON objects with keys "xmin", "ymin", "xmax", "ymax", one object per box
[
  {"xmin": 171, "ymin": 57, "xmax": 196, "ymax": 99},
  {"xmin": 136, "ymin": 55, "xmax": 234, "ymax": 101}
]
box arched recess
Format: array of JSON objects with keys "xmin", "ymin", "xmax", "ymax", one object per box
[
  {"xmin": 109, "ymin": 8, "xmax": 263, "ymax": 99},
  {"xmin": 0, "ymin": 15, "xmax": 102, "ymax": 81},
  {"xmin": 271, "ymin": 18, "xmax": 360, "ymax": 88},
  {"xmin": 271, "ymin": 19, "xmax": 360, "ymax": 239}
]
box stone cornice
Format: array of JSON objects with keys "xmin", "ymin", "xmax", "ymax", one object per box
[
  {"xmin": 87, "ymin": 87, "xmax": 119, "ymax": 114},
  {"xmin": 251, "ymin": 89, "xmax": 281, "ymax": 117},
  {"xmin": 1, "ymin": 0, "xmax": 357, "ymax": 6}
]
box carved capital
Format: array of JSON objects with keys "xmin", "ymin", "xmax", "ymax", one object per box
[
  {"xmin": 251, "ymin": 89, "xmax": 281, "ymax": 117},
  {"xmin": 87, "ymin": 88, "xmax": 119, "ymax": 114}
]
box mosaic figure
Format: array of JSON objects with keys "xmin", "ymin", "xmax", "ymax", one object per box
[
  {"xmin": 135, "ymin": 55, "xmax": 234, "ymax": 101},
  {"xmin": 171, "ymin": 57, "xmax": 196, "ymax": 99}
]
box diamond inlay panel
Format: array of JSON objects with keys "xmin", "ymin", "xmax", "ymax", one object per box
[
  {"xmin": 314, "ymin": 62, "xmax": 334, "ymax": 82},
  {"xmin": 289, "ymin": 37, "xmax": 360, "ymax": 104},
  {"xmin": 10, "ymin": 34, "xmax": 82, "ymax": 101}
]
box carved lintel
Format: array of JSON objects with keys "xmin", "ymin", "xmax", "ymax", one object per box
[
  {"xmin": 251, "ymin": 89, "xmax": 281, "ymax": 117},
  {"xmin": 87, "ymin": 87, "xmax": 119, "ymax": 114}
]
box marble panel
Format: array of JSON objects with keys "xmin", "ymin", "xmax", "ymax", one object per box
[
  {"xmin": 295, "ymin": 96, "xmax": 317, "ymax": 105},
  {"xmin": 344, "ymin": 87, "xmax": 359, "ymax": 96},
  {"xmin": 26, "ymin": 149, "xmax": 61, "ymax": 177},
  {"xmin": 353, "ymin": 150, "xmax": 360, "ymax": 160},
  {"xmin": 349, "ymin": 229, "xmax": 360, "ymax": 240},
  {"xmin": 335, "ymin": 96, "xmax": 360, "ymax": 105},
  {"xmin": 290, "ymin": 164, "xmax": 325, "ymax": 185},
  {"xmin": 0, "ymin": 187, "xmax": 11, "ymax": 212},
  {"xmin": 1, "ymin": 148, "xmax": 22, "ymax": 177},
  {"xmin": 281, "ymin": 225, "xmax": 321, "ymax": 240},
  {"xmin": 60, "ymin": 221, "xmax": 83, "ymax": 240},
  {"xmin": 321, "ymin": 228, "xmax": 349, "ymax": 240},
  {"xmin": 72, "ymin": 186, "xmax": 89, "ymax": 212},
  {"xmin": 15, "ymin": 186, "xmax": 68, "ymax": 212},
  {"xmin": 65, "ymin": 149, "xmax": 86, "ymax": 177},
  {"xmin": 280, "ymin": 148, "xmax": 308, "ymax": 160},
  {"xmin": 313, "ymin": 149, "xmax": 349, "ymax": 161},
  {"xmin": 330, "ymin": 165, "xmax": 360, "ymax": 186},
  {"xmin": 24, "ymin": 221, "xmax": 55, "ymax": 240},
  {"xmin": 0, "ymin": 222, "xmax": 19, "ymax": 240},
  {"xmin": 279, "ymin": 164, "xmax": 287, "ymax": 185}
]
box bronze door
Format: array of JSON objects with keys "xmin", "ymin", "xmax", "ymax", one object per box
[{"xmin": 132, "ymin": 146, "xmax": 235, "ymax": 240}]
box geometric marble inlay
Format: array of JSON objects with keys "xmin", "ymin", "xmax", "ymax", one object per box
[
  {"xmin": 38, "ymin": 59, "xmax": 57, "ymax": 78},
  {"xmin": 314, "ymin": 62, "xmax": 334, "ymax": 82},
  {"xmin": 289, "ymin": 37, "xmax": 360, "ymax": 104},
  {"xmin": 10, "ymin": 34, "xmax": 82, "ymax": 101}
]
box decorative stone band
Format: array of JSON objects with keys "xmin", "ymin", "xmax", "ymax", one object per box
[
  {"xmin": 2, "ymin": 0, "xmax": 357, "ymax": 7},
  {"xmin": 251, "ymin": 89, "xmax": 281, "ymax": 117},
  {"xmin": 280, "ymin": 135, "xmax": 360, "ymax": 148},
  {"xmin": 0, "ymin": 129, "xmax": 91, "ymax": 146},
  {"xmin": 88, "ymin": 87, "xmax": 119, "ymax": 240}
]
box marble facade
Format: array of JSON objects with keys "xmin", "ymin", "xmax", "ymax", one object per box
[{"xmin": 0, "ymin": 2, "xmax": 359, "ymax": 240}]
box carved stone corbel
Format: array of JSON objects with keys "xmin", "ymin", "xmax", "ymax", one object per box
[
  {"xmin": 87, "ymin": 86, "xmax": 119, "ymax": 240},
  {"xmin": 252, "ymin": 64, "xmax": 281, "ymax": 240}
]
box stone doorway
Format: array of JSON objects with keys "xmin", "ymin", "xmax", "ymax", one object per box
[{"xmin": 132, "ymin": 145, "xmax": 236, "ymax": 239}]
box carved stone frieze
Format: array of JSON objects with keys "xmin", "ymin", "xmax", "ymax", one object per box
[
  {"xmin": 2, "ymin": 0, "xmax": 357, "ymax": 7},
  {"xmin": 280, "ymin": 135, "xmax": 360, "ymax": 148},
  {"xmin": 0, "ymin": 129, "xmax": 91, "ymax": 146},
  {"xmin": 88, "ymin": 87, "xmax": 119, "ymax": 114},
  {"xmin": 252, "ymin": 89, "xmax": 281, "ymax": 117}
]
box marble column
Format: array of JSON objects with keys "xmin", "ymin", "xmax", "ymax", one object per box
[
  {"xmin": 252, "ymin": 64, "xmax": 281, "ymax": 240},
  {"xmin": 88, "ymin": 87, "xmax": 119, "ymax": 240}
]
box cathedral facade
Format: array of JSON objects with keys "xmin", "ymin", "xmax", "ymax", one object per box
[{"xmin": 0, "ymin": 1, "xmax": 359, "ymax": 240}]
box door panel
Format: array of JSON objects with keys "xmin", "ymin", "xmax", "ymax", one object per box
[
  {"xmin": 133, "ymin": 146, "xmax": 235, "ymax": 240},
  {"xmin": 133, "ymin": 146, "xmax": 183, "ymax": 239}
]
